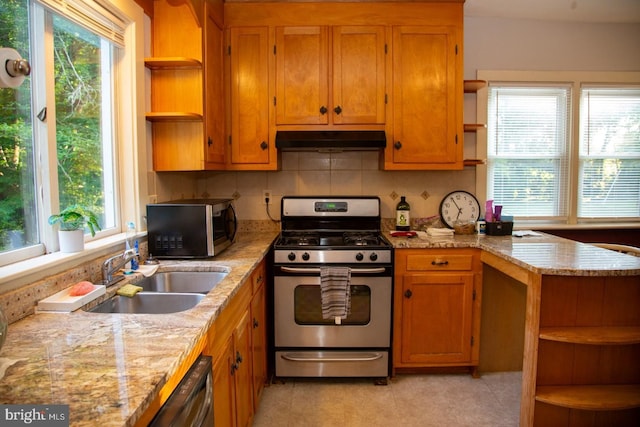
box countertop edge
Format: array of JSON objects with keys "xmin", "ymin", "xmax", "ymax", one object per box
[{"xmin": 387, "ymin": 233, "xmax": 640, "ymax": 276}]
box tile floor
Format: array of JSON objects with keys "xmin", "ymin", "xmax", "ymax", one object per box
[{"xmin": 253, "ymin": 371, "xmax": 522, "ymax": 427}]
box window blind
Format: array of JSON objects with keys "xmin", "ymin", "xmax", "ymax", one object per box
[
  {"xmin": 36, "ymin": 0, "xmax": 126, "ymax": 47},
  {"xmin": 578, "ymin": 86, "xmax": 640, "ymax": 218},
  {"xmin": 487, "ymin": 84, "xmax": 571, "ymax": 218}
]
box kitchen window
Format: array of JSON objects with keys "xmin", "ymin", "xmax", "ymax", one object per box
[
  {"xmin": 0, "ymin": 0, "xmax": 144, "ymax": 268},
  {"xmin": 477, "ymin": 71, "xmax": 640, "ymax": 226}
]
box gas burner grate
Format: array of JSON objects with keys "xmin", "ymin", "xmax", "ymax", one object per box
[
  {"xmin": 343, "ymin": 232, "xmax": 380, "ymax": 246},
  {"xmin": 280, "ymin": 232, "xmax": 320, "ymax": 246}
]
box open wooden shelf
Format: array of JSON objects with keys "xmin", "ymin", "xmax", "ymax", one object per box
[
  {"xmin": 539, "ymin": 326, "xmax": 640, "ymax": 345},
  {"xmin": 464, "ymin": 80, "xmax": 486, "ymax": 93},
  {"xmin": 145, "ymin": 112, "xmax": 203, "ymax": 122},
  {"xmin": 464, "ymin": 80, "xmax": 487, "ymax": 133},
  {"xmin": 536, "ymin": 384, "xmax": 640, "ymax": 410},
  {"xmin": 144, "ymin": 57, "xmax": 202, "ymax": 69},
  {"xmin": 463, "ymin": 123, "xmax": 486, "ymax": 132},
  {"xmin": 463, "ymin": 159, "xmax": 485, "ymax": 167}
]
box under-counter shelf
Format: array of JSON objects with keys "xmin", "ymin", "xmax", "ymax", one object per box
[
  {"xmin": 536, "ymin": 384, "xmax": 640, "ymax": 411},
  {"xmin": 144, "ymin": 57, "xmax": 202, "ymax": 69},
  {"xmin": 539, "ymin": 326, "xmax": 640, "ymax": 345},
  {"xmin": 145, "ymin": 112, "xmax": 203, "ymax": 122}
]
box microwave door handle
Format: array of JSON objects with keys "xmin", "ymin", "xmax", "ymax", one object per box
[{"xmin": 279, "ymin": 266, "xmax": 386, "ymax": 274}]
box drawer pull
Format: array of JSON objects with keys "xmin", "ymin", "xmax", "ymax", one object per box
[
  {"xmin": 431, "ymin": 259, "xmax": 449, "ymax": 266},
  {"xmin": 404, "ymin": 289, "xmax": 412, "ymax": 299}
]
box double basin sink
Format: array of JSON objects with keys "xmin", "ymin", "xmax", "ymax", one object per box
[{"xmin": 87, "ymin": 271, "xmax": 228, "ymax": 314}]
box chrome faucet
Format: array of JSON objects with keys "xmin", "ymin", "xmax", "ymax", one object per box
[{"xmin": 102, "ymin": 250, "xmax": 137, "ymax": 287}]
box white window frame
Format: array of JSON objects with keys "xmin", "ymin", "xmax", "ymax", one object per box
[
  {"xmin": 0, "ymin": 0, "xmax": 147, "ymax": 291},
  {"xmin": 476, "ymin": 70, "xmax": 640, "ymax": 229}
]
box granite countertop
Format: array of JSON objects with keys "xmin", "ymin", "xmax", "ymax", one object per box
[
  {"xmin": 0, "ymin": 231, "xmax": 278, "ymax": 427},
  {"xmin": 1, "ymin": 230, "xmax": 639, "ymax": 427},
  {"xmin": 386, "ymin": 230, "xmax": 640, "ymax": 276}
]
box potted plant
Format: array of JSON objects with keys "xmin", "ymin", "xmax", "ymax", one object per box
[{"xmin": 48, "ymin": 204, "xmax": 101, "ymax": 253}]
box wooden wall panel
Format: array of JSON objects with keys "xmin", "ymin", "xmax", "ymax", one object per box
[{"xmin": 479, "ymin": 265, "xmax": 526, "ymax": 372}]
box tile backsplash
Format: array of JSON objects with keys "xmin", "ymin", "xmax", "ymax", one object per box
[
  {"xmin": 153, "ymin": 151, "xmax": 477, "ymax": 222},
  {"xmin": 0, "ymin": 241, "xmax": 146, "ymax": 324},
  {"xmin": 3, "ymin": 148, "xmax": 477, "ymax": 324}
]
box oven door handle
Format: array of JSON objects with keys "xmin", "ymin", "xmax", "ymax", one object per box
[
  {"xmin": 280, "ymin": 353, "xmax": 384, "ymax": 362},
  {"xmin": 279, "ymin": 266, "xmax": 387, "ymax": 274}
]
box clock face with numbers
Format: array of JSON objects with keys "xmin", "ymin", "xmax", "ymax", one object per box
[{"xmin": 439, "ymin": 191, "xmax": 481, "ymax": 229}]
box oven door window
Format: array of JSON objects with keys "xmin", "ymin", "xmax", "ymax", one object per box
[{"xmin": 294, "ymin": 285, "xmax": 371, "ymax": 325}]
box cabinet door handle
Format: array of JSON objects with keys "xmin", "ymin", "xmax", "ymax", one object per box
[
  {"xmin": 260, "ymin": 141, "xmax": 268, "ymax": 150},
  {"xmin": 236, "ymin": 351, "xmax": 243, "ymax": 364},
  {"xmin": 253, "ymin": 318, "xmax": 259, "ymax": 329},
  {"xmin": 319, "ymin": 105, "xmax": 328, "ymax": 115},
  {"xmin": 231, "ymin": 363, "xmax": 237, "ymax": 375},
  {"xmin": 431, "ymin": 259, "xmax": 449, "ymax": 266},
  {"xmin": 207, "ymin": 136, "xmax": 212, "ymax": 147},
  {"xmin": 334, "ymin": 105, "xmax": 342, "ymax": 115},
  {"xmin": 404, "ymin": 289, "xmax": 412, "ymax": 299},
  {"xmin": 394, "ymin": 141, "xmax": 402, "ymax": 150}
]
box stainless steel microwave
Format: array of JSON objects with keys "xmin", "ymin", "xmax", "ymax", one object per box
[{"xmin": 146, "ymin": 199, "xmax": 236, "ymax": 258}]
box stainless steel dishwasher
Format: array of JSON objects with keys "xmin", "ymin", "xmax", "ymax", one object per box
[{"xmin": 149, "ymin": 354, "xmax": 213, "ymax": 426}]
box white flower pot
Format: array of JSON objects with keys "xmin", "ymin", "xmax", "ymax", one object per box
[{"xmin": 58, "ymin": 229, "xmax": 84, "ymax": 253}]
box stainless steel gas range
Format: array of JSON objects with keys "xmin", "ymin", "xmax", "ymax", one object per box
[{"xmin": 273, "ymin": 196, "xmax": 393, "ymax": 380}]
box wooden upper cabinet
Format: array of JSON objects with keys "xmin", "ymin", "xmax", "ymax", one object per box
[
  {"xmin": 332, "ymin": 26, "xmax": 386, "ymax": 125},
  {"xmin": 204, "ymin": 6, "xmax": 225, "ymax": 167},
  {"xmin": 228, "ymin": 27, "xmax": 275, "ymax": 169},
  {"xmin": 385, "ymin": 25, "xmax": 462, "ymax": 170},
  {"xmin": 275, "ymin": 26, "xmax": 329, "ymax": 125},
  {"xmin": 147, "ymin": 0, "xmax": 225, "ymax": 171},
  {"xmin": 275, "ymin": 25, "xmax": 386, "ymax": 127}
]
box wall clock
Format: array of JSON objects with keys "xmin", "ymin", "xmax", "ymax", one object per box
[{"xmin": 439, "ymin": 190, "xmax": 481, "ymax": 229}]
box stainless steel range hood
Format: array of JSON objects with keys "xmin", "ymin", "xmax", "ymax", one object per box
[{"xmin": 275, "ymin": 130, "xmax": 386, "ymax": 152}]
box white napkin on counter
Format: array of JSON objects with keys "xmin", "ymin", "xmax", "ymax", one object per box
[
  {"xmin": 426, "ymin": 227, "xmax": 454, "ymax": 237},
  {"xmin": 135, "ymin": 264, "xmax": 159, "ymax": 277}
]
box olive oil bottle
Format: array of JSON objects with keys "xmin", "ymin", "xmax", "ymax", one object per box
[{"xmin": 396, "ymin": 196, "xmax": 411, "ymax": 231}]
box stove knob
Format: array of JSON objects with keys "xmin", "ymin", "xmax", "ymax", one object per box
[
  {"xmin": 302, "ymin": 252, "xmax": 310, "ymax": 261},
  {"xmin": 370, "ymin": 252, "xmax": 378, "ymax": 261},
  {"xmin": 288, "ymin": 252, "xmax": 296, "ymax": 261},
  {"xmin": 356, "ymin": 252, "xmax": 364, "ymax": 261}
]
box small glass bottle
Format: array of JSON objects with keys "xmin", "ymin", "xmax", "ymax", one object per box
[
  {"xmin": 125, "ymin": 222, "xmax": 136, "ymax": 272},
  {"xmin": 396, "ymin": 196, "xmax": 411, "ymax": 231}
]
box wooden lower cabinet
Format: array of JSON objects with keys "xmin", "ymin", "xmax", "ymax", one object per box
[
  {"xmin": 212, "ymin": 333, "xmax": 239, "ymax": 427},
  {"xmin": 250, "ymin": 266, "xmax": 267, "ymax": 410},
  {"xmin": 393, "ymin": 249, "xmax": 482, "ymax": 375},
  {"xmin": 132, "ymin": 257, "xmax": 268, "ymax": 426},
  {"xmin": 206, "ymin": 258, "xmax": 268, "ymax": 427},
  {"xmin": 209, "ymin": 289, "xmax": 254, "ymax": 427}
]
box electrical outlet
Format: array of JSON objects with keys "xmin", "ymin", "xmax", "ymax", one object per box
[{"xmin": 262, "ymin": 190, "xmax": 271, "ymax": 205}]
